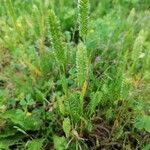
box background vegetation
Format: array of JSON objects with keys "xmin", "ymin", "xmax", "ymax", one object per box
[{"xmin": 0, "ymin": 0, "xmax": 150, "ymax": 149}]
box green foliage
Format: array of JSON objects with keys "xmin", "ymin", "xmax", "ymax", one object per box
[
  {"xmin": 53, "ymin": 135, "xmax": 67, "ymax": 150},
  {"xmin": 0, "ymin": 135, "xmax": 24, "ymax": 149},
  {"xmin": 60, "ymin": 73, "xmax": 68, "ymax": 96},
  {"xmin": 0, "ymin": 0, "xmax": 150, "ymax": 149},
  {"xmin": 65, "ymin": 93, "xmax": 82, "ymax": 123},
  {"xmin": 26, "ymin": 139, "xmax": 44, "ymax": 150},
  {"xmin": 78, "ymin": 0, "xmax": 90, "ymax": 38},
  {"xmin": 48, "ymin": 9, "xmax": 66, "ymax": 70},
  {"xmin": 134, "ymin": 114, "xmax": 150, "ymax": 133},
  {"xmin": 143, "ymin": 144, "xmax": 150, "ymax": 150},
  {"xmin": 76, "ymin": 42, "xmax": 88, "ymax": 87},
  {"xmin": 63, "ymin": 117, "xmax": 71, "ymax": 138},
  {"xmin": 132, "ymin": 29, "xmax": 147, "ymax": 67},
  {"xmin": 0, "ymin": 109, "xmax": 42, "ymax": 130},
  {"xmin": 89, "ymin": 91, "xmax": 102, "ymax": 115},
  {"xmin": 4, "ymin": 0, "xmax": 17, "ymax": 31}
]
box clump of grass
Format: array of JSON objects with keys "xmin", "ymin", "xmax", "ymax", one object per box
[{"xmin": 0, "ymin": 0, "xmax": 150, "ymax": 149}]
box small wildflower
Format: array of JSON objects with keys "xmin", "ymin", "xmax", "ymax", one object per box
[
  {"xmin": 90, "ymin": 29, "xmax": 94, "ymax": 33},
  {"xmin": 26, "ymin": 112, "xmax": 32, "ymax": 116},
  {"xmin": 0, "ymin": 105, "xmax": 7, "ymax": 113}
]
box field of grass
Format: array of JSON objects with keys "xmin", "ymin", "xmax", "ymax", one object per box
[{"xmin": 0, "ymin": 0, "xmax": 150, "ymax": 149}]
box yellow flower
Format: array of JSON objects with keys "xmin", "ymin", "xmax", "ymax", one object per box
[
  {"xmin": 0, "ymin": 105, "xmax": 7, "ymax": 113},
  {"xmin": 26, "ymin": 112, "xmax": 32, "ymax": 116},
  {"xmin": 90, "ymin": 29, "xmax": 94, "ymax": 33},
  {"xmin": 16, "ymin": 22, "xmax": 22, "ymax": 28}
]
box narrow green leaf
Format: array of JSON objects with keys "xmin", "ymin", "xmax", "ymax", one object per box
[
  {"xmin": 27, "ymin": 139, "xmax": 44, "ymax": 150},
  {"xmin": 63, "ymin": 117, "xmax": 71, "ymax": 138}
]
